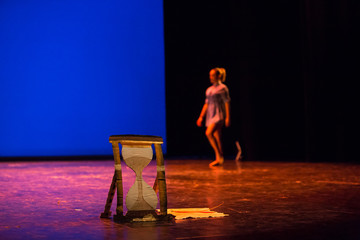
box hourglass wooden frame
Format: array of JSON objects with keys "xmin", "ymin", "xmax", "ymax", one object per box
[{"xmin": 100, "ymin": 135, "xmax": 168, "ymax": 221}]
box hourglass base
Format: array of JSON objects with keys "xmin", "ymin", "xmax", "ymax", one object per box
[
  {"xmin": 113, "ymin": 214, "xmax": 126, "ymax": 222},
  {"xmin": 126, "ymin": 210, "xmax": 157, "ymax": 219}
]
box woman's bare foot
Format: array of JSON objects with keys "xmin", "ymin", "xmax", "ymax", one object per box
[
  {"xmin": 209, "ymin": 155, "xmax": 224, "ymax": 167},
  {"xmin": 209, "ymin": 160, "xmax": 220, "ymax": 167}
]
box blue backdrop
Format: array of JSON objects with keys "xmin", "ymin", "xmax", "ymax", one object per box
[{"xmin": 0, "ymin": 0, "xmax": 166, "ymax": 157}]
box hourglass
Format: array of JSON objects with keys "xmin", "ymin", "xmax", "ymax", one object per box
[
  {"xmin": 122, "ymin": 145, "xmax": 158, "ymax": 218},
  {"xmin": 101, "ymin": 135, "xmax": 170, "ymax": 222}
]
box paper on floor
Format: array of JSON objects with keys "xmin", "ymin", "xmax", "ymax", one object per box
[{"xmin": 161, "ymin": 208, "xmax": 229, "ymax": 220}]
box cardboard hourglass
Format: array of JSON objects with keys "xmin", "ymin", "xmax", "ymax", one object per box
[{"xmin": 100, "ymin": 135, "xmax": 172, "ymax": 222}]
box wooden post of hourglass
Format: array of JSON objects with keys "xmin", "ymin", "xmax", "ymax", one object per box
[
  {"xmin": 100, "ymin": 141, "xmax": 124, "ymax": 219},
  {"xmin": 100, "ymin": 135, "xmax": 169, "ymax": 222},
  {"xmin": 154, "ymin": 143, "xmax": 167, "ymax": 216}
]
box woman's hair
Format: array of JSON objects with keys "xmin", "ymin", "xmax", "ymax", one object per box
[{"xmin": 212, "ymin": 67, "xmax": 226, "ymax": 82}]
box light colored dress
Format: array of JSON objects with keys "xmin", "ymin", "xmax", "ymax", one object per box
[{"xmin": 205, "ymin": 82, "xmax": 230, "ymax": 127}]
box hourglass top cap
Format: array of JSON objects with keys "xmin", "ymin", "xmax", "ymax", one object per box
[{"xmin": 109, "ymin": 135, "xmax": 163, "ymax": 144}]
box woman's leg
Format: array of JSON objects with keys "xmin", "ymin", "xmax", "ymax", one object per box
[
  {"xmin": 206, "ymin": 123, "xmax": 223, "ymax": 166},
  {"xmin": 213, "ymin": 125, "xmax": 224, "ymax": 164}
]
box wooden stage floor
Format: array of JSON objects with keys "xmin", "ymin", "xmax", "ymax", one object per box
[{"xmin": 1, "ymin": 159, "xmax": 360, "ymax": 239}]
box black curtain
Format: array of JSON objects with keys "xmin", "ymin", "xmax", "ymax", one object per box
[{"xmin": 164, "ymin": 0, "xmax": 358, "ymax": 162}]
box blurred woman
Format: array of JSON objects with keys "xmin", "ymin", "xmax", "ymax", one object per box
[{"xmin": 197, "ymin": 68, "xmax": 231, "ymax": 166}]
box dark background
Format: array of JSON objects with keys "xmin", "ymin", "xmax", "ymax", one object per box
[{"xmin": 164, "ymin": 0, "xmax": 358, "ymax": 162}]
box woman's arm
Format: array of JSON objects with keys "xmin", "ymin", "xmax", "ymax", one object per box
[
  {"xmin": 225, "ymin": 102, "xmax": 230, "ymax": 127},
  {"xmin": 196, "ymin": 103, "xmax": 208, "ymax": 127}
]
